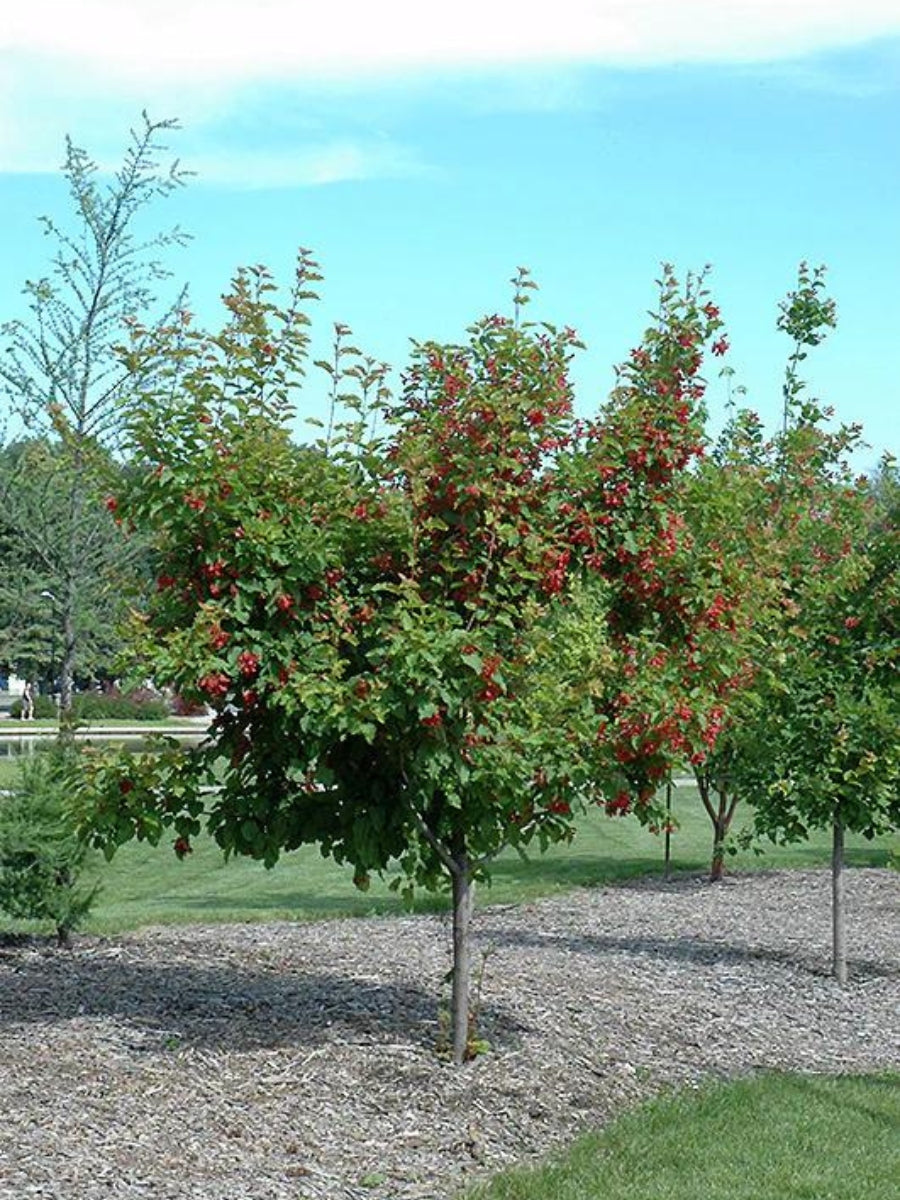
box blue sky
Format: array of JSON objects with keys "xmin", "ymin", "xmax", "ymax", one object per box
[{"xmin": 1, "ymin": 2, "xmax": 898, "ymax": 469}]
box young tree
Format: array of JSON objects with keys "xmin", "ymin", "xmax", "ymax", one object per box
[
  {"xmin": 0, "ymin": 744, "xmax": 99, "ymax": 946},
  {"xmin": 0, "ymin": 113, "xmax": 188, "ymax": 713},
  {"xmin": 77, "ymin": 259, "xmax": 731, "ymax": 1062},
  {"xmin": 726, "ymin": 267, "xmax": 899, "ymax": 982},
  {"xmin": 559, "ymin": 271, "xmax": 758, "ymax": 857},
  {"xmin": 672, "ymin": 416, "xmax": 773, "ymax": 880},
  {"xmin": 739, "ymin": 462, "xmax": 899, "ymax": 983},
  {"xmin": 666, "ymin": 266, "xmax": 867, "ymax": 884}
]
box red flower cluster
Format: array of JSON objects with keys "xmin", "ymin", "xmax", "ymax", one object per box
[
  {"xmin": 198, "ymin": 672, "xmax": 230, "ymax": 699},
  {"xmin": 209, "ymin": 624, "xmax": 229, "ymax": 651},
  {"xmin": 481, "ymin": 654, "xmax": 502, "ymax": 681},
  {"xmin": 541, "ymin": 548, "xmax": 571, "ymax": 596},
  {"xmin": 606, "ymin": 791, "xmax": 631, "ymax": 816},
  {"xmin": 237, "ymin": 651, "xmax": 260, "ymax": 678}
]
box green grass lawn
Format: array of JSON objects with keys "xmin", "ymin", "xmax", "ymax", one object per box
[
  {"xmin": 464, "ymin": 1072, "xmax": 900, "ymax": 1200},
  {"xmin": 1, "ymin": 743, "xmax": 895, "ymax": 935},
  {"xmin": 76, "ymin": 784, "xmax": 898, "ymax": 934}
]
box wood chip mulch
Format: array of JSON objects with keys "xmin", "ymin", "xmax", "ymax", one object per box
[{"xmin": 1, "ymin": 867, "xmax": 898, "ymax": 1199}]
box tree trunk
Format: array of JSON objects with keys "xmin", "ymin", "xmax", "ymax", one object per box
[
  {"xmin": 695, "ymin": 771, "xmax": 738, "ymax": 883},
  {"xmin": 59, "ymin": 599, "xmax": 76, "ymax": 718},
  {"xmin": 663, "ymin": 781, "xmax": 672, "ymax": 881},
  {"xmin": 450, "ymin": 850, "xmax": 473, "ymax": 1066},
  {"xmin": 58, "ymin": 463, "xmax": 83, "ymax": 721},
  {"xmin": 832, "ymin": 814, "xmax": 847, "ymax": 985},
  {"xmin": 710, "ymin": 814, "xmax": 729, "ymax": 882}
]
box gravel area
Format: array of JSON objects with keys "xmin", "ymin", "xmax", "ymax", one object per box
[{"xmin": 1, "ymin": 867, "xmax": 898, "ymax": 1199}]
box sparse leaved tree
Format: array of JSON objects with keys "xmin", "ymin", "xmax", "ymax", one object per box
[
  {"xmin": 0, "ymin": 112, "xmax": 189, "ymax": 713},
  {"xmin": 726, "ymin": 267, "xmax": 899, "ymax": 982}
]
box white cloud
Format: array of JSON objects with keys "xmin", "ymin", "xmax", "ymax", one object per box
[
  {"xmin": 3, "ymin": 0, "xmax": 900, "ymax": 83},
  {"xmin": 1, "ymin": 0, "xmax": 898, "ymax": 179},
  {"xmin": 191, "ymin": 137, "xmax": 431, "ymax": 189}
]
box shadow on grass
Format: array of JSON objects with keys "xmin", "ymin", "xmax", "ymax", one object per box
[
  {"xmin": 0, "ymin": 943, "xmax": 525, "ymax": 1054},
  {"xmin": 484, "ymin": 844, "xmax": 892, "ymax": 898},
  {"xmin": 736, "ymin": 844, "xmax": 893, "ymax": 869},
  {"xmin": 164, "ymin": 889, "xmax": 450, "ymax": 920},
  {"xmin": 484, "ymin": 854, "xmax": 675, "ymax": 894}
]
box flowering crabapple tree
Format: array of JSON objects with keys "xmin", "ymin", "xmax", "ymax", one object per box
[
  {"xmin": 641, "ymin": 265, "xmax": 878, "ymax": 886},
  {"xmin": 687, "ymin": 265, "xmax": 900, "ymax": 979},
  {"xmin": 736, "ymin": 445, "xmax": 898, "ymax": 984},
  {"xmin": 674, "ymin": 404, "xmax": 776, "ymax": 881},
  {"xmin": 78, "ymin": 256, "xmax": 739, "ymax": 1062},
  {"xmin": 553, "ymin": 268, "xmax": 754, "ymax": 851},
  {"xmin": 80, "ymin": 258, "xmax": 596, "ymax": 1062},
  {"xmin": 737, "ymin": 459, "xmax": 899, "ymax": 984}
]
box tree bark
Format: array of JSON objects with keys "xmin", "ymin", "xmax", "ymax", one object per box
[
  {"xmin": 695, "ymin": 771, "xmax": 738, "ymax": 883},
  {"xmin": 663, "ymin": 781, "xmax": 672, "ymax": 881},
  {"xmin": 450, "ymin": 849, "xmax": 473, "ymax": 1066},
  {"xmin": 59, "ymin": 596, "xmax": 76, "ymax": 718},
  {"xmin": 832, "ymin": 813, "xmax": 847, "ymax": 985},
  {"xmin": 710, "ymin": 820, "xmax": 728, "ymax": 882}
]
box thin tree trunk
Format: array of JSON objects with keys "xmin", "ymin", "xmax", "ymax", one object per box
[
  {"xmin": 710, "ymin": 819, "xmax": 728, "ymax": 882},
  {"xmin": 59, "ymin": 471, "xmax": 81, "ymax": 720},
  {"xmin": 59, "ymin": 600, "xmax": 76, "ymax": 718},
  {"xmin": 663, "ymin": 780, "xmax": 672, "ymax": 880},
  {"xmin": 695, "ymin": 771, "xmax": 738, "ymax": 883},
  {"xmin": 832, "ymin": 813, "xmax": 847, "ymax": 985},
  {"xmin": 450, "ymin": 850, "xmax": 473, "ymax": 1066}
]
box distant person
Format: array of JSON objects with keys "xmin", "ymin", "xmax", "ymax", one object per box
[{"xmin": 21, "ymin": 680, "xmax": 35, "ymax": 720}]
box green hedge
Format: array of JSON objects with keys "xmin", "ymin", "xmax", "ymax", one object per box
[
  {"xmin": 8, "ymin": 696, "xmax": 57, "ymax": 720},
  {"xmin": 10, "ymin": 692, "xmax": 169, "ymax": 722}
]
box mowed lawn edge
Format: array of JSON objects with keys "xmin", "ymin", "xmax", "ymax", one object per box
[{"xmin": 463, "ymin": 1071, "xmax": 900, "ymax": 1200}]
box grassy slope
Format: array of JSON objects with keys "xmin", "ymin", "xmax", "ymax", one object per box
[
  {"xmin": 81, "ymin": 785, "xmax": 898, "ymax": 934},
  {"xmin": 465, "ymin": 1072, "xmax": 900, "ymax": 1200}
]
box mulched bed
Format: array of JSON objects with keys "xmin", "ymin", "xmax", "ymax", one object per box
[{"xmin": 1, "ymin": 867, "xmax": 898, "ymax": 1199}]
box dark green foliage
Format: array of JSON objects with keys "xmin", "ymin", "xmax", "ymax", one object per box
[
  {"xmin": 0, "ymin": 745, "xmax": 98, "ymax": 944},
  {"xmin": 9, "ymin": 691, "xmax": 169, "ymax": 721},
  {"xmin": 8, "ymin": 695, "xmax": 58, "ymax": 720},
  {"xmin": 68, "ymin": 691, "xmax": 169, "ymax": 722}
]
